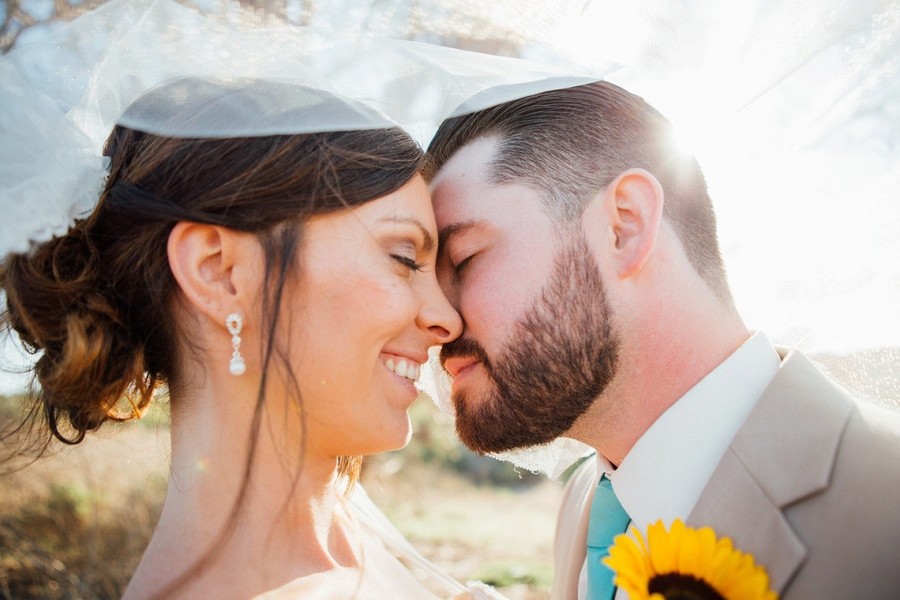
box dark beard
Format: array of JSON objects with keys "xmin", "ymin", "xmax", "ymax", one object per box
[{"xmin": 440, "ymin": 232, "xmax": 620, "ymax": 454}]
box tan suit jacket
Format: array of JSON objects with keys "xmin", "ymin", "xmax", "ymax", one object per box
[{"xmin": 552, "ymin": 350, "xmax": 900, "ymax": 599}]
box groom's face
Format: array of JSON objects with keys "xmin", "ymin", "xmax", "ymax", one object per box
[{"xmin": 430, "ymin": 137, "xmax": 620, "ymax": 453}]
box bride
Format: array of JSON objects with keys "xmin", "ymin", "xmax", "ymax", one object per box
[
  {"xmin": 0, "ymin": 0, "xmax": 613, "ymax": 592},
  {"xmin": 0, "ymin": 0, "xmax": 563, "ymax": 590},
  {"xmin": 0, "ymin": 74, "xmax": 483, "ymax": 598}
]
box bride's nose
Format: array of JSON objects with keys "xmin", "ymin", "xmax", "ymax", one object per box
[{"xmin": 417, "ymin": 277, "xmax": 462, "ymax": 345}]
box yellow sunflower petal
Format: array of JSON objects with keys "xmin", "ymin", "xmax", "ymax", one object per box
[
  {"xmin": 706, "ymin": 537, "xmax": 739, "ymax": 589},
  {"xmin": 693, "ymin": 525, "xmax": 720, "ymax": 567},
  {"xmin": 721, "ymin": 552, "xmax": 777, "ymax": 600},
  {"xmin": 676, "ymin": 521, "xmax": 703, "ymax": 573},
  {"xmin": 647, "ymin": 519, "xmax": 676, "ymax": 573},
  {"xmin": 604, "ymin": 530, "xmax": 652, "ymax": 598}
]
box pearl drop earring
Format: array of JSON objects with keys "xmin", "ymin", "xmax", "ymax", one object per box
[{"xmin": 225, "ymin": 313, "xmax": 246, "ymax": 376}]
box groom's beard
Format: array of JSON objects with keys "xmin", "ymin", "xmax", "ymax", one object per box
[{"xmin": 440, "ymin": 233, "xmax": 620, "ymax": 454}]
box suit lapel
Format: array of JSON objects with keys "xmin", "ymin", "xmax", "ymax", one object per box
[
  {"xmin": 688, "ymin": 447, "xmax": 807, "ymax": 591},
  {"xmin": 688, "ymin": 350, "xmax": 853, "ymax": 593}
]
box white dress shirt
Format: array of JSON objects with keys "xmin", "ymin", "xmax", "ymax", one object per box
[{"xmin": 577, "ymin": 331, "xmax": 781, "ymax": 599}]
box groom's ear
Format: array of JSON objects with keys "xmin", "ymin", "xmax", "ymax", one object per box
[{"xmin": 584, "ymin": 168, "xmax": 664, "ymax": 280}]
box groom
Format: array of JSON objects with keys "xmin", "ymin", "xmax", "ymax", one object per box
[{"xmin": 426, "ymin": 81, "xmax": 900, "ymax": 599}]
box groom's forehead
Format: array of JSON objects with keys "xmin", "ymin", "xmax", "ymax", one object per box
[
  {"xmin": 431, "ymin": 137, "xmax": 519, "ymax": 218},
  {"xmin": 431, "ymin": 136, "xmax": 553, "ymax": 236},
  {"xmin": 431, "ymin": 136, "xmax": 499, "ymax": 189}
]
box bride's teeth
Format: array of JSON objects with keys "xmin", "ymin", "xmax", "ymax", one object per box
[{"xmin": 385, "ymin": 357, "xmax": 420, "ymax": 381}]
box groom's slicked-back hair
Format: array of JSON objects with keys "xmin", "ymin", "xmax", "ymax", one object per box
[{"xmin": 427, "ymin": 81, "xmax": 732, "ymax": 302}]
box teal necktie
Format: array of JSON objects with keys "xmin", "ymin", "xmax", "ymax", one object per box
[{"xmin": 585, "ymin": 475, "xmax": 631, "ymax": 600}]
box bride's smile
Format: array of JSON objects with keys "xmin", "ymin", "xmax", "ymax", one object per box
[{"xmin": 284, "ymin": 174, "xmax": 459, "ymax": 457}]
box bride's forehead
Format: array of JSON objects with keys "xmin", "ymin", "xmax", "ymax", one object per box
[
  {"xmin": 303, "ymin": 180, "xmax": 435, "ymax": 233},
  {"xmin": 356, "ymin": 178, "xmax": 434, "ymax": 219}
]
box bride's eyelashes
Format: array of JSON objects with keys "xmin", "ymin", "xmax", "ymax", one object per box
[
  {"xmin": 387, "ymin": 238, "xmax": 429, "ymax": 273},
  {"xmin": 392, "ymin": 253, "xmax": 425, "ymax": 272},
  {"xmin": 380, "ymin": 221, "xmax": 435, "ymax": 275}
]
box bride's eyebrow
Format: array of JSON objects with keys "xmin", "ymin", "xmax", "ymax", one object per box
[{"xmin": 378, "ymin": 217, "xmax": 435, "ymax": 253}]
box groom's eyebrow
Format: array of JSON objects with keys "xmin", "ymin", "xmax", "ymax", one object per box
[{"xmin": 438, "ymin": 220, "xmax": 479, "ymax": 251}]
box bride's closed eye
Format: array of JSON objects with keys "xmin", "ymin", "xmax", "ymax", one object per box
[
  {"xmin": 378, "ymin": 215, "xmax": 436, "ymax": 275},
  {"xmin": 387, "ymin": 236, "xmax": 429, "ymax": 274},
  {"xmin": 392, "ymin": 252, "xmax": 425, "ymax": 272}
]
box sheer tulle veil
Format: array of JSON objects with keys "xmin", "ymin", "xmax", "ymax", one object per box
[{"xmin": 1, "ymin": 0, "xmax": 898, "ymax": 478}]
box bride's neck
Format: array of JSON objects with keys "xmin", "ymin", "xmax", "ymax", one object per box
[{"xmin": 129, "ymin": 385, "xmax": 355, "ymax": 598}]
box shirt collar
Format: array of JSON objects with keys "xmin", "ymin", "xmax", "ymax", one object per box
[{"xmin": 601, "ymin": 331, "xmax": 781, "ymax": 533}]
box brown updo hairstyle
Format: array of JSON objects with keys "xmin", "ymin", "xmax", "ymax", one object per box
[{"xmin": 0, "ymin": 80, "xmax": 424, "ymax": 485}]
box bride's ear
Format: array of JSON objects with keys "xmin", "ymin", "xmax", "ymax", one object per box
[{"xmin": 167, "ymin": 222, "xmax": 262, "ymax": 323}]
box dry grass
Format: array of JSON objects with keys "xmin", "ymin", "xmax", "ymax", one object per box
[
  {"xmin": 0, "ymin": 399, "xmax": 562, "ymax": 599},
  {"xmin": 0, "ymin": 422, "xmax": 169, "ymax": 600},
  {"xmin": 362, "ymin": 459, "xmax": 560, "ymax": 599}
]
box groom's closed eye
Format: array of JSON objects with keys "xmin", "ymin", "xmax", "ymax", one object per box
[
  {"xmin": 438, "ymin": 220, "xmax": 487, "ymax": 279},
  {"xmin": 450, "ymin": 253, "xmax": 475, "ymax": 275}
]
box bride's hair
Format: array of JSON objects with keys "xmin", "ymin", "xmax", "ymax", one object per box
[{"xmin": 1, "ymin": 94, "xmax": 424, "ymax": 485}]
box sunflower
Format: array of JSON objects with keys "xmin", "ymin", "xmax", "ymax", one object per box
[{"xmin": 602, "ymin": 519, "xmax": 778, "ymax": 600}]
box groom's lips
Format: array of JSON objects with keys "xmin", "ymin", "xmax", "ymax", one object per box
[{"xmin": 443, "ymin": 356, "xmax": 480, "ymax": 380}]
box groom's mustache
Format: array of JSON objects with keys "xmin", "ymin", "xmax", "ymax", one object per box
[{"xmin": 439, "ymin": 336, "xmax": 493, "ymax": 375}]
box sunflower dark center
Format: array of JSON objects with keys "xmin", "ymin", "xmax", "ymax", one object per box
[{"xmin": 648, "ymin": 573, "xmax": 727, "ymax": 600}]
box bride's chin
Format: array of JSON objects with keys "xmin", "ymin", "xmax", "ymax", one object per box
[
  {"xmin": 355, "ymin": 419, "xmax": 414, "ymax": 456},
  {"xmin": 389, "ymin": 418, "xmax": 414, "ymax": 451}
]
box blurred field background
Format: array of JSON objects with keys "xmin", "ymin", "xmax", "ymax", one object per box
[
  {"xmin": 3, "ymin": 2, "xmax": 899, "ymax": 599},
  {"xmin": 0, "ymin": 394, "xmax": 567, "ymax": 600}
]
